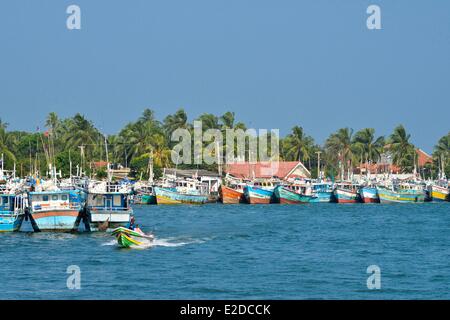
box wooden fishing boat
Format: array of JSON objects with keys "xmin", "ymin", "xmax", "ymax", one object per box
[
  {"xmin": 28, "ymin": 189, "xmax": 83, "ymax": 232},
  {"xmin": 219, "ymin": 184, "xmax": 245, "ymax": 204},
  {"xmin": 377, "ymin": 185, "xmax": 426, "ymax": 203},
  {"xmin": 430, "ymin": 182, "xmax": 449, "ymax": 202},
  {"xmin": 112, "ymin": 226, "xmax": 154, "ymax": 248},
  {"xmin": 84, "ymin": 181, "xmax": 133, "ymax": 232},
  {"xmin": 273, "ymin": 185, "xmax": 317, "ymax": 204},
  {"xmin": 243, "ymin": 184, "xmax": 275, "ymax": 204},
  {"xmin": 134, "ymin": 185, "xmax": 157, "ymax": 205},
  {"xmin": 154, "ymin": 186, "xmax": 208, "ymax": 204},
  {"xmin": 133, "ymin": 166, "xmax": 157, "ymax": 205},
  {"xmin": 334, "ymin": 183, "xmax": 361, "ymax": 203},
  {"xmin": 310, "ymin": 183, "xmax": 335, "ymax": 203},
  {"xmin": 359, "ymin": 186, "xmax": 380, "ymax": 203},
  {"xmin": 0, "ymin": 193, "xmax": 26, "ymax": 232}
]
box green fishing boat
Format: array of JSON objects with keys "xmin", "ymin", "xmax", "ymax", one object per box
[{"xmin": 112, "ymin": 226, "xmax": 154, "ymax": 248}]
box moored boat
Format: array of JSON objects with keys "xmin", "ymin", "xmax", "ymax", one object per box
[
  {"xmin": 334, "ymin": 183, "xmax": 361, "ymax": 203},
  {"xmin": 310, "ymin": 183, "xmax": 335, "ymax": 203},
  {"xmin": 359, "ymin": 186, "xmax": 380, "ymax": 203},
  {"xmin": 244, "ymin": 185, "xmax": 273, "ymax": 204},
  {"xmin": 133, "ymin": 185, "xmax": 157, "ymax": 205},
  {"xmin": 83, "ymin": 181, "xmax": 133, "ymax": 232},
  {"xmin": 154, "ymin": 186, "xmax": 208, "ymax": 204},
  {"xmin": 28, "ymin": 189, "xmax": 83, "ymax": 232},
  {"xmin": 273, "ymin": 185, "xmax": 316, "ymax": 204},
  {"xmin": 0, "ymin": 192, "xmax": 26, "ymax": 232},
  {"xmin": 430, "ymin": 182, "xmax": 449, "ymax": 202},
  {"xmin": 219, "ymin": 184, "xmax": 245, "ymax": 204},
  {"xmin": 377, "ymin": 184, "xmax": 426, "ymax": 203}
]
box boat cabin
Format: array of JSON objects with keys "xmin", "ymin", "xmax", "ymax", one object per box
[
  {"xmin": 29, "ymin": 191, "xmax": 81, "ymax": 212},
  {"xmin": 0, "ymin": 194, "xmax": 14, "ymax": 213},
  {"xmin": 87, "ymin": 193, "xmax": 130, "ymax": 211}
]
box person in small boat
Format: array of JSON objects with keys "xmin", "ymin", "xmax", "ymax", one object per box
[
  {"xmin": 128, "ymin": 217, "xmax": 136, "ymax": 230},
  {"xmin": 134, "ymin": 224, "xmax": 143, "ymax": 234}
]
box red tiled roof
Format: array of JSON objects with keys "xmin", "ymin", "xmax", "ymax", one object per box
[
  {"xmin": 416, "ymin": 149, "xmax": 432, "ymax": 167},
  {"xmin": 93, "ymin": 161, "xmax": 108, "ymax": 168},
  {"xmin": 356, "ymin": 148, "xmax": 432, "ymax": 174},
  {"xmin": 225, "ymin": 161, "xmax": 309, "ymax": 179}
]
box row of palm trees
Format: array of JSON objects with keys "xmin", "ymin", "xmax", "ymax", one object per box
[{"xmin": 0, "ymin": 110, "xmax": 448, "ymax": 179}]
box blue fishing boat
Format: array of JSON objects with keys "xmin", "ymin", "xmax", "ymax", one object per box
[
  {"xmin": 273, "ymin": 185, "xmax": 316, "ymax": 204},
  {"xmin": 377, "ymin": 185, "xmax": 426, "ymax": 203},
  {"xmin": 359, "ymin": 186, "xmax": 379, "ymax": 203},
  {"xmin": 28, "ymin": 189, "xmax": 83, "ymax": 232},
  {"xmin": 0, "ymin": 193, "xmax": 26, "ymax": 232},
  {"xmin": 244, "ymin": 185, "xmax": 275, "ymax": 204},
  {"xmin": 310, "ymin": 183, "xmax": 335, "ymax": 203},
  {"xmin": 154, "ymin": 186, "xmax": 208, "ymax": 204},
  {"xmin": 84, "ymin": 181, "xmax": 133, "ymax": 231},
  {"xmin": 334, "ymin": 183, "xmax": 361, "ymax": 203}
]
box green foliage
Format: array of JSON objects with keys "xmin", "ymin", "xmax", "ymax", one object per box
[
  {"xmin": 0, "ymin": 112, "xmax": 446, "ymax": 180},
  {"xmin": 95, "ymin": 168, "xmax": 107, "ymax": 179},
  {"xmin": 55, "ymin": 150, "xmax": 81, "ymax": 177}
]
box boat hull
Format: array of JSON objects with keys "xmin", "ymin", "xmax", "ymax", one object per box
[
  {"xmin": 310, "ymin": 192, "xmax": 334, "ymax": 203},
  {"xmin": 154, "ymin": 187, "xmax": 208, "ymax": 205},
  {"xmin": 243, "ymin": 186, "xmax": 274, "ymax": 204},
  {"xmin": 29, "ymin": 210, "xmax": 81, "ymax": 232},
  {"xmin": 377, "ymin": 188, "xmax": 426, "ymax": 203},
  {"xmin": 0, "ymin": 214, "xmax": 25, "ymax": 232},
  {"xmin": 85, "ymin": 209, "xmax": 133, "ymax": 232},
  {"xmin": 334, "ymin": 188, "xmax": 360, "ymax": 203},
  {"xmin": 273, "ymin": 186, "xmax": 315, "ymax": 204},
  {"xmin": 219, "ymin": 186, "xmax": 245, "ymax": 204},
  {"xmin": 112, "ymin": 227, "xmax": 154, "ymax": 248},
  {"xmin": 135, "ymin": 194, "xmax": 157, "ymax": 205},
  {"xmin": 431, "ymin": 186, "xmax": 449, "ymax": 202},
  {"xmin": 360, "ymin": 187, "xmax": 380, "ymax": 203}
]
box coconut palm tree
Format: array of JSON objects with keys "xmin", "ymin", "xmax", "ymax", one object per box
[
  {"xmin": 151, "ymin": 133, "xmax": 172, "ymax": 167},
  {"xmin": 325, "ymin": 128, "xmax": 354, "ymax": 179},
  {"xmin": 196, "ymin": 113, "xmax": 220, "ymax": 131},
  {"xmin": 283, "ymin": 126, "xmax": 314, "ymax": 167},
  {"xmin": 388, "ymin": 125, "xmax": 415, "ymax": 170},
  {"xmin": 0, "ymin": 119, "xmax": 16, "ymax": 163},
  {"xmin": 433, "ymin": 132, "xmax": 450, "ymax": 177},
  {"xmin": 63, "ymin": 113, "xmax": 102, "ymax": 160},
  {"xmin": 45, "ymin": 112, "xmax": 61, "ymax": 139},
  {"xmin": 352, "ymin": 128, "xmax": 385, "ymax": 164},
  {"xmin": 163, "ymin": 108, "xmax": 190, "ymax": 137}
]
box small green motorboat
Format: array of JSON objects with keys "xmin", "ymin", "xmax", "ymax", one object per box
[{"xmin": 111, "ymin": 226, "xmax": 155, "ymax": 248}]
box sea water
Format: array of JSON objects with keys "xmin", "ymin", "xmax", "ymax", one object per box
[{"xmin": 0, "ymin": 203, "xmax": 449, "ymax": 299}]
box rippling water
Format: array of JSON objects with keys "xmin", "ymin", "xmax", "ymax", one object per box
[{"xmin": 1, "ymin": 203, "xmax": 449, "ymax": 299}]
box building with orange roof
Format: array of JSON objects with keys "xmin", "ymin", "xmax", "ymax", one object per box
[{"xmin": 225, "ymin": 161, "xmax": 311, "ymax": 180}]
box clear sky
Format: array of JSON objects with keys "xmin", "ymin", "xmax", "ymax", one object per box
[{"xmin": 0, "ymin": 0, "xmax": 449, "ymax": 153}]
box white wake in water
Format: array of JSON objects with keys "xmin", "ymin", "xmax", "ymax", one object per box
[
  {"xmin": 151, "ymin": 237, "xmax": 206, "ymax": 248},
  {"xmin": 101, "ymin": 239, "xmax": 117, "ymax": 246},
  {"xmin": 102, "ymin": 237, "xmax": 207, "ymax": 249}
]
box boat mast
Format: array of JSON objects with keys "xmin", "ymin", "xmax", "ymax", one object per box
[
  {"xmin": 316, "ymin": 151, "xmax": 321, "ymax": 181},
  {"xmin": 216, "ymin": 140, "xmax": 222, "ymax": 177},
  {"xmin": 78, "ymin": 145, "xmax": 85, "ymax": 177},
  {"xmin": 147, "ymin": 149, "xmax": 154, "ymax": 184},
  {"xmin": 69, "ymin": 149, "xmax": 72, "ymax": 179},
  {"xmin": 104, "ymin": 134, "xmax": 111, "ymax": 182},
  {"xmin": 0, "ymin": 153, "xmax": 3, "ymax": 179}
]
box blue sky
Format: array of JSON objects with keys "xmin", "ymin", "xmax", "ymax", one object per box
[{"xmin": 0, "ymin": 0, "xmax": 449, "ymax": 153}]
